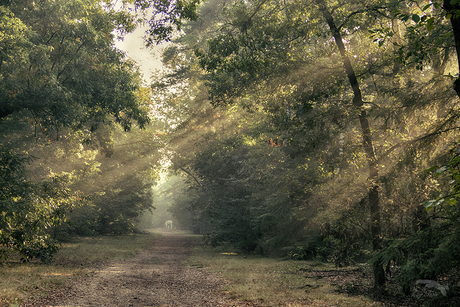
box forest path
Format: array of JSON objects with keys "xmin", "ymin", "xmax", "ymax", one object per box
[{"xmin": 24, "ymin": 233, "xmax": 246, "ymax": 307}]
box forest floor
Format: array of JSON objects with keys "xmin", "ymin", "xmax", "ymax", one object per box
[
  {"xmin": 14, "ymin": 232, "xmax": 458, "ymax": 307},
  {"xmin": 21, "ymin": 233, "xmax": 253, "ymax": 307}
]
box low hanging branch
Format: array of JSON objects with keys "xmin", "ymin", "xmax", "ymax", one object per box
[
  {"xmin": 178, "ymin": 166, "xmax": 202, "ymax": 186},
  {"xmin": 163, "ymin": 152, "xmax": 203, "ymax": 186}
]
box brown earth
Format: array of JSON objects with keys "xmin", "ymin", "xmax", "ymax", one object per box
[{"xmin": 22, "ymin": 233, "xmax": 258, "ymax": 307}]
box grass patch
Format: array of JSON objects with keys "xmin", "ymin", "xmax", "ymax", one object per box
[
  {"xmin": 188, "ymin": 241, "xmax": 383, "ymax": 306},
  {"xmin": 0, "ymin": 233, "xmax": 160, "ymax": 306},
  {"xmin": 53, "ymin": 233, "xmax": 161, "ymax": 266}
]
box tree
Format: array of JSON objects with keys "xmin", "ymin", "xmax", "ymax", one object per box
[
  {"xmin": 312, "ymin": 0, "xmax": 384, "ymax": 287},
  {"xmin": 0, "ymin": 0, "xmax": 153, "ymax": 260},
  {"xmin": 0, "ymin": 149, "xmax": 80, "ymax": 262},
  {"xmin": 133, "ymin": 0, "xmax": 201, "ymax": 45},
  {"xmin": 1, "ymin": 0, "xmax": 149, "ymax": 132},
  {"xmin": 444, "ymin": 0, "xmax": 460, "ymax": 97},
  {"xmin": 361, "ymin": 0, "xmax": 460, "ymax": 294},
  {"xmin": 195, "ymin": 0, "xmax": 386, "ymax": 286}
]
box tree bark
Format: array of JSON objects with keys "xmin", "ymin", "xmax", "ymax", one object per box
[
  {"xmin": 314, "ymin": 0, "xmax": 385, "ymax": 287},
  {"xmin": 444, "ymin": 0, "xmax": 460, "ymax": 98}
]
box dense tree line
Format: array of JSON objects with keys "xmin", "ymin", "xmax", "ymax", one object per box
[
  {"xmin": 3, "ymin": 0, "xmax": 460, "ymax": 300},
  {"xmin": 153, "ymin": 0, "xmax": 460, "ymax": 297},
  {"xmin": 0, "ymin": 0, "xmax": 162, "ymax": 261}
]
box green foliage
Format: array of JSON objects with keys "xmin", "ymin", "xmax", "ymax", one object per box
[
  {"xmin": 423, "ymin": 149, "xmax": 460, "ymax": 211},
  {"xmin": 287, "ymin": 245, "xmax": 312, "ymax": 261},
  {"xmin": 167, "ymin": 119, "xmax": 312, "ymax": 255},
  {"xmin": 285, "ymin": 235, "xmax": 328, "ymax": 261},
  {"xmin": 374, "ymin": 147, "xmax": 460, "ymax": 293},
  {"xmin": 1, "ymin": 0, "xmax": 149, "ymax": 132},
  {"xmin": 0, "ymin": 149, "xmax": 78, "ymax": 262},
  {"xmin": 194, "ymin": 0, "xmax": 318, "ymax": 106},
  {"xmin": 55, "ymin": 125, "xmax": 159, "ymax": 237},
  {"xmin": 153, "ymin": 0, "xmax": 460, "ymax": 296},
  {"xmin": 134, "ymin": 0, "xmax": 201, "ymax": 45},
  {"xmin": 375, "ymin": 222, "xmax": 460, "ymax": 293},
  {"xmin": 0, "ymin": 0, "xmax": 160, "ymax": 260},
  {"xmin": 191, "ymin": 135, "xmax": 262, "ymax": 252},
  {"xmin": 95, "ymin": 174, "xmax": 154, "ymax": 235}
]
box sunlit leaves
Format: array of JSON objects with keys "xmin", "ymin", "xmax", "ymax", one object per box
[
  {"xmin": 0, "ymin": 149, "xmax": 79, "ymax": 262},
  {"xmin": 0, "ymin": 0, "xmax": 156, "ymax": 260},
  {"xmin": 0, "ymin": 6, "xmax": 32, "ymax": 118},
  {"xmin": 423, "ymin": 149, "xmax": 460, "ymax": 211},
  {"xmin": 368, "ymin": 27, "xmax": 394, "ymax": 47},
  {"xmin": 185, "ymin": 130, "xmax": 305, "ymax": 253},
  {"xmin": 370, "ymin": 1, "xmax": 454, "ymax": 71},
  {"xmin": 196, "ymin": 0, "xmax": 320, "ymax": 106},
  {"xmin": 1, "ymin": 0, "xmax": 149, "ymax": 134}
]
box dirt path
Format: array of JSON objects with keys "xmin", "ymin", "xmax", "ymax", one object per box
[{"xmin": 23, "ymin": 234, "xmax": 246, "ymax": 307}]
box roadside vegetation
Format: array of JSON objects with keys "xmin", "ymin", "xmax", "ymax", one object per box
[{"xmin": 188, "ymin": 238, "xmax": 460, "ymax": 307}]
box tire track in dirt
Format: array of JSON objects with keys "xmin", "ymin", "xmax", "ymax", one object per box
[{"xmin": 23, "ymin": 234, "xmax": 247, "ymax": 307}]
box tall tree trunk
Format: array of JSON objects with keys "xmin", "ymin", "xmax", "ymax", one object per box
[
  {"xmin": 314, "ymin": 0, "xmax": 385, "ymax": 287},
  {"xmin": 444, "ymin": 0, "xmax": 460, "ymax": 98}
]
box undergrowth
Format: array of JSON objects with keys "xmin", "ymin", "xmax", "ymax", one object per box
[{"xmin": 188, "ymin": 238, "xmax": 460, "ymax": 307}]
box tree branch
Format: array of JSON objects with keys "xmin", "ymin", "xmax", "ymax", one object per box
[{"xmin": 178, "ymin": 166, "xmax": 202, "ymax": 186}]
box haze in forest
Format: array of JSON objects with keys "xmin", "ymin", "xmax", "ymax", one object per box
[
  {"xmin": 2, "ymin": 0, "xmax": 460, "ymax": 304},
  {"xmin": 114, "ymin": 23, "xmax": 165, "ymax": 83}
]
